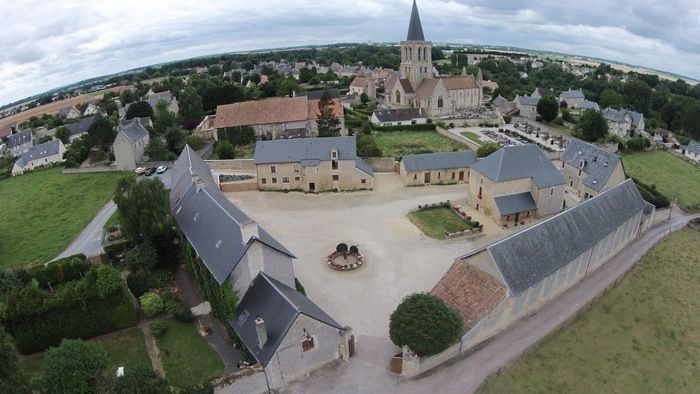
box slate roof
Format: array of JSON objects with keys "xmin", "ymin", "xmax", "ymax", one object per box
[
  {"xmin": 65, "ymin": 116, "xmax": 96, "ymax": 137},
  {"xmin": 560, "ymin": 88, "xmax": 585, "ymax": 99},
  {"xmin": 230, "ymin": 272, "xmax": 342, "ymax": 367},
  {"xmin": 562, "ymin": 138, "xmax": 621, "ymax": 192},
  {"xmin": 6, "ymin": 130, "xmax": 32, "ymax": 148},
  {"xmin": 373, "ymin": 108, "xmax": 424, "ymax": 123},
  {"xmin": 214, "ymin": 97, "xmax": 308, "ymax": 129},
  {"xmin": 488, "ymin": 179, "xmax": 648, "ymax": 295},
  {"xmin": 254, "ymin": 136, "xmax": 358, "ymax": 164},
  {"xmin": 492, "ymin": 95, "xmax": 514, "ymax": 112},
  {"xmin": 494, "ymin": 191, "xmax": 537, "ymax": 216},
  {"xmin": 579, "ymin": 100, "xmax": 600, "ymax": 111},
  {"xmin": 406, "ymin": 0, "xmax": 425, "ymax": 41},
  {"xmin": 119, "ymin": 121, "xmax": 148, "ymax": 144},
  {"xmin": 355, "ymin": 157, "xmax": 374, "ymax": 176},
  {"xmin": 171, "ymin": 146, "xmax": 295, "ymax": 284},
  {"xmin": 15, "ymin": 140, "xmax": 62, "ymax": 168},
  {"xmin": 515, "ymin": 95, "xmax": 540, "ymax": 107},
  {"xmin": 602, "ymin": 108, "xmax": 643, "ymax": 127},
  {"xmin": 402, "ymin": 150, "xmax": 476, "ymax": 172},
  {"xmin": 687, "ymin": 140, "xmax": 700, "ymax": 156},
  {"xmin": 471, "ymin": 144, "xmax": 565, "ymax": 188}
]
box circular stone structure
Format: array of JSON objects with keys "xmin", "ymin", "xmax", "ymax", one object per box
[{"xmin": 327, "ymin": 244, "xmax": 364, "ymax": 271}]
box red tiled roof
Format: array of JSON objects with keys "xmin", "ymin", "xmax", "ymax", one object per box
[
  {"xmin": 431, "ymin": 260, "xmax": 506, "ymax": 333},
  {"xmin": 415, "ymin": 79, "xmax": 439, "ymax": 100},
  {"xmin": 350, "ymin": 77, "xmax": 368, "ymax": 88},
  {"xmin": 399, "ymin": 79, "xmax": 415, "ymax": 94},
  {"xmin": 214, "ymin": 97, "xmax": 309, "ymax": 129},
  {"xmin": 0, "ymin": 123, "xmax": 14, "ymax": 139}
]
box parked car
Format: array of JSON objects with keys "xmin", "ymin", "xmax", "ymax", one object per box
[
  {"xmin": 156, "ymin": 165, "xmax": 168, "ymax": 174},
  {"xmin": 135, "ymin": 167, "xmax": 145, "ymax": 175},
  {"xmin": 144, "ymin": 167, "xmax": 156, "ymax": 176}
]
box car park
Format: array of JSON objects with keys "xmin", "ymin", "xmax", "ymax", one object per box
[
  {"xmin": 156, "ymin": 165, "xmax": 168, "ymax": 174},
  {"xmin": 144, "ymin": 167, "xmax": 156, "ymax": 176},
  {"xmin": 135, "ymin": 167, "xmax": 145, "ymax": 175}
]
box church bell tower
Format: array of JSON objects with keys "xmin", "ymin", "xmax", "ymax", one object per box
[{"xmin": 400, "ymin": 0, "xmax": 433, "ymax": 87}]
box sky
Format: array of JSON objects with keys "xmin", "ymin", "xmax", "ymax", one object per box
[{"xmin": 1, "ymin": 0, "xmax": 699, "ymax": 106}]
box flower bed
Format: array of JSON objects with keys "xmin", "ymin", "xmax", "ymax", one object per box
[{"xmin": 326, "ymin": 247, "xmax": 364, "ymax": 272}]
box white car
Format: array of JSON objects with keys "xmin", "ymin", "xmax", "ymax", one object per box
[
  {"xmin": 135, "ymin": 167, "xmax": 145, "ymax": 175},
  {"xmin": 156, "ymin": 165, "xmax": 168, "ymax": 174}
]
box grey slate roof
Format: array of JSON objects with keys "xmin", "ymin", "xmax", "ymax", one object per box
[
  {"xmin": 687, "ymin": 140, "xmax": 700, "ymax": 155},
  {"xmin": 373, "ymin": 108, "xmax": 423, "ymax": 123},
  {"xmin": 119, "ymin": 121, "xmax": 149, "ymax": 144},
  {"xmin": 494, "ymin": 191, "xmax": 537, "ymax": 216},
  {"xmin": 355, "ymin": 157, "xmax": 374, "ymax": 176},
  {"xmin": 406, "ymin": 0, "xmax": 425, "ymax": 41},
  {"xmin": 15, "ymin": 140, "xmax": 62, "ymax": 168},
  {"xmin": 254, "ymin": 136, "xmax": 358, "ymax": 164},
  {"xmin": 298, "ymin": 89, "xmax": 340, "ymax": 100},
  {"xmin": 488, "ymin": 179, "xmax": 647, "ymax": 295},
  {"xmin": 65, "ymin": 116, "xmax": 96, "ymax": 137},
  {"xmin": 579, "ymin": 100, "xmax": 600, "ymax": 111},
  {"xmin": 7, "ymin": 130, "xmax": 32, "ymax": 148},
  {"xmin": 515, "ymin": 95, "xmax": 540, "ymax": 107},
  {"xmin": 230, "ymin": 272, "xmax": 342, "ymax": 367},
  {"xmin": 603, "ymin": 108, "xmax": 643, "ymax": 127},
  {"xmin": 471, "ymin": 144, "xmax": 565, "ymax": 188},
  {"xmin": 560, "ymin": 88, "xmax": 585, "ymax": 99},
  {"xmin": 402, "ymin": 150, "xmax": 476, "ymax": 172},
  {"xmin": 562, "ymin": 138, "xmax": 621, "ymax": 192},
  {"xmin": 171, "ymin": 146, "xmax": 295, "ymax": 284}
]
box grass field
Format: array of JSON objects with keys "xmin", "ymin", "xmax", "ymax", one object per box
[
  {"xmin": 622, "ymin": 150, "xmax": 700, "ymax": 209},
  {"xmin": 156, "ymin": 319, "xmax": 223, "ymax": 387},
  {"xmin": 478, "ymin": 228, "xmax": 700, "ymax": 393},
  {"xmin": 408, "ymin": 206, "xmax": 473, "ymax": 239},
  {"xmin": 461, "ymin": 131, "xmax": 483, "ymax": 145},
  {"xmin": 371, "ymin": 130, "xmax": 466, "ymax": 158},
  {"xmin": 0, "ymin": 167, "xmax": 124, "ymax": 268}
]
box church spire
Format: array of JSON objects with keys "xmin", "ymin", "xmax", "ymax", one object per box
[{"xmin": 406, "ymin": 0, "xmax": 425, "ymax": 41}]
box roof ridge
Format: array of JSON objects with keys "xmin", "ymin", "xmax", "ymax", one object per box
[
  {"xmin": 260, "ymin": 272, "xmax": 301, "ymax": 313},
  {"xmin": 201, "ymin": 187, "xmax": 245, "ymax": 227}
]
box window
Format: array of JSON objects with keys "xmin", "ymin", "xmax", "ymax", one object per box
[
  {"xmin": 396, "ymin": 91, "xmax": 401, "ymax": 104},
  {"xmin": 302, "ymin": 335, "xmax": 315, "ymax": 352},
  {"xmin": 271, "ymin": 165, "xmax": 277, "ymax": 173},
  {"xmin": 282, "ymin": 177, "xmax": 290, "ymax": 184},
  {"xmin": 332, "ymin": 160, "xmax": 339, "ymax": 170},
  {"xmin": 561, "ymin": 161, "xmax": 565, "ymax": 168},
  {"xmin": 331, "ymin": 151, "xmax": 338, "ymax": 159},
  {"xmin": 550, "ymin": 188, "xmax": 554, "ymax": 196},
  {"xmin": 272, "ymin": 178, "xmax": 277, "ymax": 184},
  {"xmin": 578, "ymin": 169, "xmax": 582, "ymax": 176},
  {"xmin": 294, "ymin": 164, "xmax": 300, "ymax": 172},
  {"xmin": 451, "ymin": 172, "xmax": 456, "ymax": 180},
  {"xmin": 295, "ymin": 176, "xmax": 300, "ymax": 181},
  {"xmin": 437, "ymin": 97, "xmax": 444, "ymax": 108},
  {"xmin": 332, "ymin": 175, "xmax": 339, "ymax": 181},
  {"xmin": 261, "ymin": 178, "xmax": 267, "ymax": 185},
  {"xmin": 361, "ymin": 179, "xmax": 366, "ymax": 184},
  {"xmin": 437, "ymin": 172, "xmax": 441, "ymax": 179},
  {"xmin": 413, "ymin": 174, "xmax": 417, "ymax": 180}
]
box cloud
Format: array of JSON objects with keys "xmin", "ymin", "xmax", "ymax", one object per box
[{"xmin": 0, "ymin": 0, "xmax": 698, "ymax": 106}]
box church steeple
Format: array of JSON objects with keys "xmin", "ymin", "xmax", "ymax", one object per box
[{"xmin": 406, "ymin": 0, "xmax": 425, "ymax": 41}]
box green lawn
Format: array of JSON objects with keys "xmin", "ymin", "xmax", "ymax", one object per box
[
  {"xmin": 371, "ymin": 130, "xmax": 466, "ymax": 158},
  {"xmin": 478, "ymin": 228, "xmax": 700, "ymax": 393},
  {"xmin": 461, "ymin": 131, "xmax": 483, "ymax": 145},
  {"xmin": 156, "ymin": 319, "xmax": 224, "ymax": 387},
  {"xmin": 0, "ymin": 167, "xmax": 124, "ymax": 268},
  {"xmin": 408, "ymin": 206, "xmax": 473, "ymax": 239},
  {"xmin": 623, "ymin": 150, "xmax": 700, "ymax": 209}
]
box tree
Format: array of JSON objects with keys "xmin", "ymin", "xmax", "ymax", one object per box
[
  {"xmin": 55, "ymin": 126, "xmax": 71, "ymax": 144},
  {"xmin": 219, "ymin": 126, "xmax": 256, "ymax": 146},
  {"xmin": 599, "ymin": 88, "xmax": 623, "ymax": 109},
  {"xmin": 41, "ymin": 339, "xmax": 109, "ymax": 394},
  {"xmin": 116, "ymin": 366, "xmax": 169, "ymax": 394},
  {"xmin": 215, "ymin": 141, "xmax": 235, "ymax": 159},
  {"xmin": 360, "ymin": 92, "xmax": 369, "ymax": 105},
  {"xmin": 114, "ymin": 176, "xmax": 170, "ymax": 243},
  {"xmin": 536, "ymin": 96, "xmax": 559, "ymax": 123},
  {"xmin": 0, "ymin": 328, "xmax": 31, "ymax": 394},
  {"xmin": 86, "ymin": 116, "xmax": 116, "ymax": 150},
  {"xmin": 356, "ymin": 135, "xmax": 382, "ymax": 157},
  {"xmin": 139, "ymin": 292, "xmax": 164, "ymax": 317},
  {"xmin": 144, "ymin": 137, "xmax": 174, "ymax": 161},
  {"xmin": 125, "ymin": 101, "xmax": 153, "ymax": 120},
  {"xmin": 178, "ymin": 87, "xmax": 203, "ymax": 130},
  {"xmin": 152, "ymin": 101, "xmax": 179, "ymax": 134},
  {"xmin": 165, "ymin": 127, "xmax": 185, "ymax": 153},
  {"xmin": 576, "ymin": 109, "xmax": 609, "ymax": 141},
  {"xmin": 120, "ymin": 89, "xmax": 136, "ymax": 105},
  {"xmin": 477, "ymin": 143, "xmax": 500, "ymax": 158},
  {"xmin": 125, "ymin": 241, "xmax": 159, "ymax": 271},
  {"xmin": 95, "ymin": 266, "xmax": 123, "ymax": 298},
  {"xmin": 184, "ymin": 135, "xmax": 205, "ymax": 151},
  {"xmin": 389, "ymin": 293, "xmax": 462, "ymax": 356},
  {"xmin": 316, "ymin": 90, "xmax": 341, "ymax": 137}
]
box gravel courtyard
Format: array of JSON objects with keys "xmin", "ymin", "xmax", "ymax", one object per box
[{"xmin": 228, "ymin": 174, "xmax": 505, "ymax": 338}]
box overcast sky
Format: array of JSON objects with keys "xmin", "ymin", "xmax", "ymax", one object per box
[{"xmin": 1, "ymin": 0, "xmax": 699, "ymax": 106}]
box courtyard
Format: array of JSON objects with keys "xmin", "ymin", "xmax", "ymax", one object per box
[{"xmin": 228, "ymin": 174, "xmax": 508, "ymax": 338}]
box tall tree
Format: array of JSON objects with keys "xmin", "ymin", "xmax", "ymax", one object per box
[
  {"xmin": 55, "ymin": 126, "xmax": 71, "ymax": 144},
  {"xmin": 86, "ymin": 116, "xmax": 116, "ymax": 150},
  {"xmin": 576, "ymin": 109, "xmax": 609, "ymax": 141},
  {"xmin": 599, "ymin": 88, "xmax": 623, "ymax": 109},
  {"xmin": 0, "ymin": 328, "xmax": 30, "ymax": 394},
  {"xmin": 41, "ymin": 340, "xmax": 109, "ymax": 394},
  {"xmin": 114, "ymin": 176, "xmax": 170, "ymax": 243},
  {"xmin": 178, "ymin": 87, "xmax": 203, "ymax": 130},
  {"xmin": 153, "ymin": 100, "xmax": 180, "ymax": 134},
  {"xmin": 536, "ymin": 96, "xmax": 559, "ymax": 123},
  {"xmin": 125, "ymin": 101, "xmax": 153, "ymax": 120},
  {"xmin": 316, "ymin": 90, "xmax": 341, "ymax": 137}
]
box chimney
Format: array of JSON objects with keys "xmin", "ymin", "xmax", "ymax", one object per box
[
  {"xmin": 255, "ymin": 316, "xmax": 268, "ymax": 347},
  {"xmin": 194, "ymin": 175, "xmax": 206, "ymax": 193},
  {"xmin": 240, "ymin": 220, "xmax": 259, "ymax": 242}
]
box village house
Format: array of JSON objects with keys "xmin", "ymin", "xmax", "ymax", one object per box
[
  {"xmin": 513, "ymin": 95, "xmax": 539, "ymax": 120},
  {"xmin": 400, "ymin": 150, "xmax": 476, "ymax": 186},
  {"xmin": 555, "ymin": 138, "xmax": 626, "ymax": 199},
  {"xmin": 491, "ymin": 95, "xmax": 515, "ymax": 114},
  {"xmin": 65, "ymin": 116, "xmax": 96, "ymax": 142},
  {"xmin": 254, "ymin": 136, "xmax": 374, "ymax": 193},
  {"xmin": 384, "ymin": 1, "xmax": 483, "ymax": 118},
  {"xmin": 145, "ymin": 89, "xmax": 179, "ymax": 113},
  {"xmin": 466, "ymin": 144, "xmax": 565, "ymax": 225},
  {"xmin": 602, "ymin": 108, "xmax": 645, "ymax": 137},
  {"xmin": 83, "ymin": 103, "xmax": 103, "ymax": 116},
  {"xmin": 371, "ymin": 108, "xmax": 427, "ymax": 126},
  {"xmin": 11, "ymin": 139, "xmax": 65, "ymax": 176},
  {"xmin": 683, "ymin": 140, "xmax": 700, "ymax": 163},
  {"xmin": 6, "ymin": 130, "xmax": 33, "ymax": 157},
  {"xmin": 558, "ymin": 88, "xmax": 585, "ymax": 107},
  {"xmin": 58, "ymin": 105, "xmax": 81, "ymax": 119},
  {"xmin": 112, "ymin": 117, "xmax": 150, "ymax": 170},
  {"xmin": 348, "ymin": 76, "xmax": 376, "ymax": 98}
]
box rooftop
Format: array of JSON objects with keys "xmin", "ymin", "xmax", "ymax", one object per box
[
  {"xmin": 373, "ymin": 108, "xmax": 424, "ymax": 123},
  {"xmin": 15, "ymin": 140, "xmax": 63, "ymax": 169},
  {"xmin": 406, "ymin": 0, "xmax": 426, "ymax": 41},
  {"xmin": 470, "ymin": 144, "xmax": 565, "ymax": 188},
  {"xmin": 561, "ymin": 138, "xmax": 621, "ymax": 192},
  {"xmin": 214, "ymin": 97, "xmax": 308, "ymax": 129},
  {"xmin": 254, "ymin": 136, "xmax": 358, "ymax": 164},
  {"xmin": 402, "ymin": 150, "xmax": 476, "ymax": 172}
]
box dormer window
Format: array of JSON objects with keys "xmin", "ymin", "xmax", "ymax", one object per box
[{"xmin": 331, "ymin": 150, "xmax": 338, "ymax": 159}]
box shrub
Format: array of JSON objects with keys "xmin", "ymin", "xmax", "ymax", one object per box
[
  {"xmin": 626, "ymin": 137, "xmax": 651, "ymax": 152},
  {"xmin": 374, "ymin": 123, "xmax": 436, "ymax": 132},
  {"xmin": 139, "ymin": 292, "xmax": 164, "ymax": 317},
  {"xmin": 41, "ymin": 339, "xmax": 109, "ymax": 394},
  {"xmin": 215, "ymin": 141, "xmax": 235, "ymax": 159},
  {"xmin": 23, "ymin": 255, "xmax": 89, "ymax": 289},
  {"xmin": 116, "ymin": 366, "xmax": 170, "ymax": 393},
  {"xmin": 502, "ymin": 115, "xmax": 512, "ymax": 124},
  {"xmin": 356, "ymin": 135, "xmax": 382, "ymax": 157},
  {"xmin": 163, "ymin": 295, "xmax": 192, "ymax": 322},
  {"xmin": 127, "ymin": 270, "xmax": 152, "ymax": 298},
  {"xmin": 148, "ymin": 320, "xmax": 168, "ymax": 338},
  {"xmin": 126, "ymin": 241, "xmax": 159, "ymax": 271},
  {"xmin": 389, "ymin": 293, "xmax": 463, "ymax": 356},
  {"xmin": 477, "ymin": 143, "xmax": 500, "ymax": 158},
  {"xmin": 95, "ymin": 266, "xmax": 123, "ymax": 299}
]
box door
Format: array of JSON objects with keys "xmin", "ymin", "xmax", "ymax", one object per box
[
  {"xmin": 514, "ymin": 212, "xmax": 520, "ymax": 223},
  {"xmin": 348, "ymin": 335, "xmax": 355, "ymax": 357},
  {"xmin": 309, "ymin": 182, "xmax": 315, "ymax": 191},
  {"xmin": 424, "ymin": 172, "xmax": 431, "ymax": 183},
  {"xmin": 458, "ymin": 171, "xmax": 464, "ymax": 181}
]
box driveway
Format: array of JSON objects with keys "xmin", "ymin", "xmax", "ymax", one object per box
[{"xmin": 228, "ymin": 174, "xmax": 509, "ymax": 338}]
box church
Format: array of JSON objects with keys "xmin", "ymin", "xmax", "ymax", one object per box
[{"xmin": 385, "ymin": 0, "xmax": 483, "ymax": 117}]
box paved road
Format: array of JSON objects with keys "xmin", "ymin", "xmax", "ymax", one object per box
[
  {"xmin": 51, "ymin": 172, "xmax": 172, "ymax": 262},
  {"xmin": 285, "ymin": 211, "xmax": 699, "ymax": 393}
]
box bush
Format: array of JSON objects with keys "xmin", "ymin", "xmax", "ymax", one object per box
[
  {"xmin": 41, "ymin": 339, "xmax": 109, "ymax": 394},
  {"xmin": 218, "ymin": 126, "xmax": 256, "ymax": 146},
  {"xmin": 23, "ymin": 255, "xmax": 89, "ymax": 289},
  {"xmin": 116, "ymin": 366, "xmax": 170, "ymax": 393},
  {"xmin": 502, "ymin": 115, "xmax": 512, "ymax": 124},
  {"xmin": 632, "ymin": 177, "xmax": 670, "ymax": 208},
  {"xmin": 126, "ymin": 241, "xmax": 159, "ymax": 271},
  {"xmin": 127, "ymin": 270, "xmax": 152, "ymax": 298},
  {"xmin": 95, "ymin": 266, "xmax": 123, "ymax": 299},
  {"xmin": 215, "ymin": 141, "xmax": 235, "ymax": 159},
  {"xmin": 626, "ymin": 137, "xmax": 651, "ymax": 151},
  {"xmin": 163, "ymin": 294, "xmax": 193, "ymax": 322},
  {"xmin": 356, "ymin": 135, "xmax": 382, "ymax": 157},
  {"xmin": 477, "ymin": 143, "xmax": 500, "ymax": 158},
  {"xmin": 148, "ymin": 320, "xmax": 168, "ymax": 338},
  {"xmin": 389, "ymin": 293, "xmax": 463, "ymax": 356},
  {"xmin": 139, "ymin": 292, "xmax": 164, "ymax": 317},
  {"xmin": 374, "ymin": 123, "xmax": 436, "ymax": 132}
]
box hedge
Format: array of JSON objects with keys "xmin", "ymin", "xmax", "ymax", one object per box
[
  {"xmin": 373, "ymin": 124, "xmax": 436, "ymax": 132},
  {"xmin": 21, "ymin": 254, "xmax": 90, "ymax": 290},
  {"xmin": 632, "ymin": 177, "xmax": 670, "ymax": 208}
]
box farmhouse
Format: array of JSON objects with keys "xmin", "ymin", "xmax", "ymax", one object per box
[
  {"xmin": 683, "ymin": 140, "xmax": 700, "ymax": 163},
  {"xmin": 349, "ymin": 76, "xmax": 376, "ymax": 98},
  {"xmin": 371, "ymin": 108, "xmax": 427, "ymax": 126},
  {"xmin": 11, "ymin": 139, "xmax": 65, "ymax": 176},
  {"xmin": 558, "ymin": 88, "xmax": 585, "ymax": 107},
  {"xmin": 491, "ymin": 95, "xmax": 515, "ymax": 114},
  {"xmin": 145, "ymin": 90, "xmax": 179, "ymax": 113},
  {"xmin": 603, "ymin": 108, "xmax": 645, "ymax": 137},
  {"xmin": 65, "ymin": 116, "xmax": 96, "ymax": 142},
  {"xmin": 467, "ymin": 144, "xmax": 565, "ymax": 225},
  {"xmin": 513, "ymin": 95, "xmax": 539, "ymax": 120},
  {"xmin": 58, "ymin": 105, "xmax": 80, "ymax": 119},
  {"xmin": 555, "ymin": 138, "xmax": 626, "ymax": 199},
  {"xmin": 400, "ymin": 150, "xmax": 476, "ymax": 186},
  {"xmin": 254, "ymin": 136, "xmax": 374, "ymax": 192},
  {"xmin": 113, "ymin": 118, "xmax": 150, "ymax": 170},
  {"xmin": 6, "ymin": 130, "xmax": 33, "ymax": 156}
]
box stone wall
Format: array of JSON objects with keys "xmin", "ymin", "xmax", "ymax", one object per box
[
  {"xmin": 205, "ymin": 159, "xmax": 256, "ymax": 172},
  {"xmin": 213, "ymin": 365, "xmax": 268, "ymax": 394},
  {"xmin": 364, "ymin": 157, "xmax": 398, "ymax": 173},
  {"xmin": 220, "ymin": 181, "xmax": 258, "ymax": 193}
]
